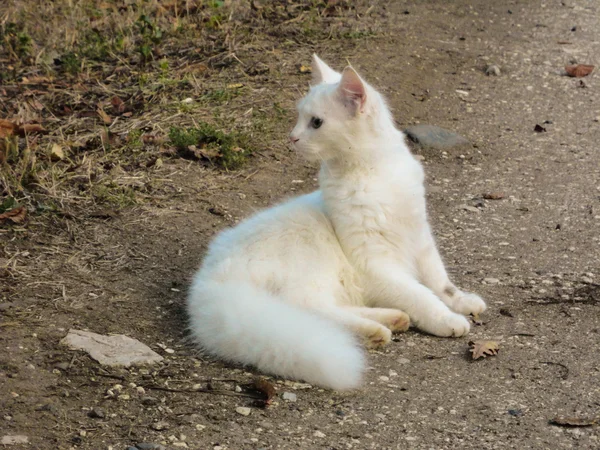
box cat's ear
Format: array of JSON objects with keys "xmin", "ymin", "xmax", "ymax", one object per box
[
  {"xmin": 338, "ymin": 66, "xmax": 367, "ymax": 114},
  {"xmin": 311, "ymin": 54, "xmax": 340, "ymax": 85}
]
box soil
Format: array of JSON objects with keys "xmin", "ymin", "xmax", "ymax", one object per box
[{"xmin": 2, "ymin": 0, "xmax": 600, "ymax": 449}]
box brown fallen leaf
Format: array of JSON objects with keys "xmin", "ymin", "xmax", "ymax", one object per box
[
  {"xmin": 469, "ymin": 340, "xmax": 499, "ymax": 360},
  {"xmin": 0, "ymin": 119, "xmax": 17, "ymax": 138},
  {"xmin": 17, "ymin": 123, "xmax": 46, "ymax": 135},
  {"xmin": 0, "ymin": 207, "xmax": 26, "ymax": 224},
  {"xmin": 483, "ymin": 192, "xmax": 505, "ymax": 200},
  {"xmin": 565, "ymin": 64, "xmax": 594, "ymax": 78},
  {"xmin": 110, "ymin": 96, "xmax": 126, "ymax": 114},
  {"xmin": 188, "ymin": 144, "xmax": 220, "ymax": 159},
  {"xmin": 97, "ymin": 107, "xmax": 113, "ymax": 125},
  {"xmin": 549, "ymin": 416, "xmax": 598, "ymax": 427},
  {"xmin": 299, "ymin": 65, "xmax": 312, "ymax": 74},
  {"xmin": 252, "ymin": 378, "xmax": 276, "ymax": 406}
]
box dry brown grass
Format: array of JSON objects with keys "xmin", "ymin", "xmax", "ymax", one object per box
[{"xmin": 0, "ymin": 0, "xmax": 381, "ymax": 216}]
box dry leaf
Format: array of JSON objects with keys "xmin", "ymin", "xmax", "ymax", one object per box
[
  {"xmin": 550, "ymin": 416, "xmax": 598, "ymax": 427},
  {"xmin": 0, "ymin": 119, "xmax": 17, "ymax": 138},
  {"xmin": 18, "ymin": 123, "xmax": 46, "ymax": 135},
  {"xmin": 0, "ymin": 207, "xmax": 27, "ymax": 224},
  {"xmin": 188, "ymin": 144, "xmax": 220, "ymax": 159},
  {"xmin": 565, "ymin": 64, "xmax": 594, "ymax": 78},
  {"xmin": 97, "ymin": 107, "xmax": 112, "ymax": 125},
  {"xmin": 299, "ymin": 65, "xmax": 312, "ymax": 74},
  {"xmin": 483, "ymin": 192, "xmax": 505, "ymax": 200},
  {"xmin": 226, "ymin": 83, "xmax": 244, "ymax": 89},
  {"xmin": 50, "ymin": 143, "xmax": 64, "ymax": 161},
  {"xmin": 469, "ymin": 340, "xmax": 499, "ymax": 360},
  {"xmin": 111, "ymin": 96, "xmax": 126, "ymax": 114},
  {"xmin": 252, "ymin": 378, "xmax": 276, "ymax": 405}
]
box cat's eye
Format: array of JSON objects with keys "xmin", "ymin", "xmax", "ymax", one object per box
[{"xmin": 310, "ymin": 117, "xmax": 323, "ymax": 129}]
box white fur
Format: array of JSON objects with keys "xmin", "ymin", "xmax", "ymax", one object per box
[{"xmin": 187, "ymin": 55, "xmax": 486, "ymax": 389}]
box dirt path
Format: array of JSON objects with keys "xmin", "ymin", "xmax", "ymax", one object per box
[{"xmin": 2, "ymin": 0, "xmax": 599, "ymax": 449}]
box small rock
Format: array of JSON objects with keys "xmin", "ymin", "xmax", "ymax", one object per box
[
  {"xmin": 378, "ymin": 376, "xmax": 390, "ymax": 382},
  {"xmin": 581, "ymin": 276, "xmax": 593, "ymax": 284},
  {"xmin": 60, "ymin": 329, "xmax": 163, "ymax": 367},
  {"xmin": 136, "ymin": 444, "xmax": 167, "ymax": 450},
  {"xmin": 485, "ymin": 65, "xmax": 501, "ymax": 76},
  {"xmin": 151, "ymin": 421, "xmax": 170, "ymax": 431},
  {"xmin": 88, "ymin": 407, "xmax": 105, "ymax": 419},
  {"xmin": 234, "ymin": 386, "xmax": 242, "ymax": 393},
  {"xmin": 235, "ymin": 407, "xmax": 251, "ymax": 416},
  {"xmin": 1, "ymin": 435, "xmax": 29, "ymax": 445},
  {"xmin": 398, "ymin": 357, "xmax": 410, "ymax": 364},
  {"xmin": 404, "ymin": 125, "xmax": 470, "ymax": 150},
  {"xmin": 314, "ymin": 430, "xmax": 326, "ymax": 438},
  {"xmin": 483, "ymin": 278, "xmax": 500, "ymax": 284},
  {"xmin": 126, "ymin": 447, "xmax": 138, "ymax": 450},
  {"xmin": 462, "ymin": 205, "xmax": 481, "ymax": 213},
  {"xmin": 282, "ymin": 392, "xmax": 297, "ymax": 402},
  {"xmin": 54, "ymin": 362, "xmax": 70, "ymax": 371}
]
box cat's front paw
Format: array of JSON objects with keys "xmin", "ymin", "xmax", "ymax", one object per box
[
  {"xmin": 430, "ymin": 313, "xmax": 470, "ymax": 338},
  {"xmin": 452, "ymin": 292, "xmax": 487, "ymax": 316}
]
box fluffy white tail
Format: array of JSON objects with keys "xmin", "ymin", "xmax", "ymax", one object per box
[{"xmin": 187, "ymin": 280, "xmax": 364, "ymax": 390}]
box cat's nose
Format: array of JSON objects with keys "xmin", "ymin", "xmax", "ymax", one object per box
[{"xmin": 289, "ymin": 135, "xmax": 299, "ymax": 143}]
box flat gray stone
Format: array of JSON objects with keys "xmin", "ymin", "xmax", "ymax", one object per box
[
  {"xmin": 1, "ymin": 435, "xmax": 29, "ymax": 445},
  {"xmin": 404, "ymin": 125, "xmax": 470, "ymax": 149},
  {"xmin": 60, "ymin": 329, "xmax": 163, "ymax": 367}
]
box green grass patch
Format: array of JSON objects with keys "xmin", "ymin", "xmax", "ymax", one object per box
[{"xmin": 169, "ymin": 123, "xmax": 252, "ymax": 170}]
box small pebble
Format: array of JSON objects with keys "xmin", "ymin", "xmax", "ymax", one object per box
[
  {"xmin": 151, "ymin": 421, "xmax": 170, "ymax": 431},
  {"xmin": 378, "ymin": 376, "xmax": 390, "ymax": 382},
  {"xmin": 136, "ymin": 444, "xmax": 167, "ymax": 450},
  {"xmin": 581, "ymin": 276, "xmax": 593, "ymax": 284},
  {"xmin": 282, "ymin": 392, "xmax": 297, "ymax": 402},
  {"xmin": 142, "ymin": 396, "xmax": 159, "ymax": 406},
  {"xmin": 88, "ymin": 407, "xmax": 105, "ymax": 419},
  {"xmin": 236, "ymin": 407, "xmax": 252, "ymax": 416},
  {"xmin": 398, "ymin": 357, "xmax": 410, "ymax": 364},
  {"xmin": 314, "ymin": 431, "xmax": 326, "ymax": 438},
  {"xmin": 486, "ymin": 64, "xmax": 501, "ymax": 76},
  {"xmin": 483, "ymin": 278, "xmax": 500, "ymax": 284}
]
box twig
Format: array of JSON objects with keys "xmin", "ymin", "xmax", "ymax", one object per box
[
  {"xmin": 141, "ymin": 384, "xmax": 264, "ymax": 400},
  {"xmin": 540, "ymin": 361, "xmax": 569, "ymax": 380}
]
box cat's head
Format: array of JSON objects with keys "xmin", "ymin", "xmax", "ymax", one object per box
[{"xmin": 289, "ymin": 54, "xmax": 394, "ymax": 163}]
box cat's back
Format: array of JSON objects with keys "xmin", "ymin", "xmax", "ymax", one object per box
[{"xmin": 201, "ymin": 190, "xmax": 338, "ymax": 270}]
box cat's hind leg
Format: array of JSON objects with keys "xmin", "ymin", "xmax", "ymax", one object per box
[{"xmin": 342, "ymin": 306, "xmax": 410, "ymax": 333}]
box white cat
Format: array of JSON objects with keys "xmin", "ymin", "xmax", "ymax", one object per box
[{"xmin": 186, "ymin": 55, "xmax": 486, "ymax": 390}]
